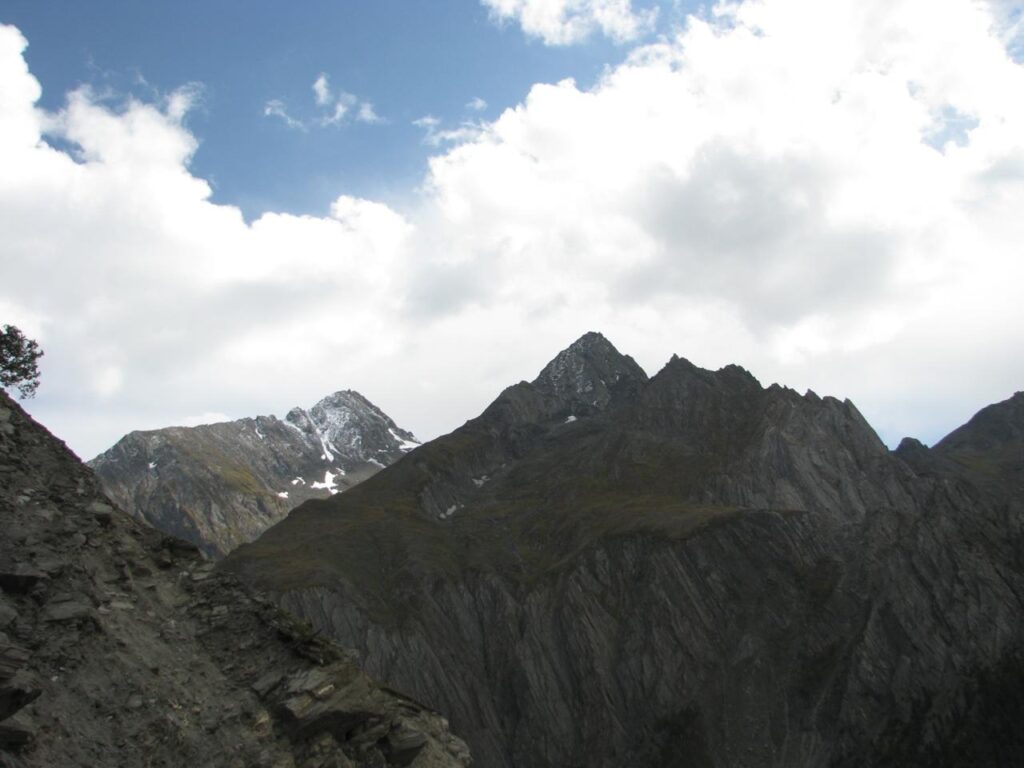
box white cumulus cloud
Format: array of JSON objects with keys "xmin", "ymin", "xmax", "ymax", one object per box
[
  {"xmin": 3, "ymin": 0, "xmax": 1024, "ymax": 459},
  {"xmin": 420, "ymin": 0, "xmax": 1024, "ymax": 441}
]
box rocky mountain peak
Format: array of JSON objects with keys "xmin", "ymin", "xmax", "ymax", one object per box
[
  {"xmin": 656, "ymin": 354, "xmax": 760, "ymax": 388},
  {"xmin": 310, "ymin": 389, "xmax": 385, "ymax": 420},
  {"xmin": 636, "ymin": 353, "xmax": 764, "ymax": 433},
  {"xmin": 287, "ymin": 389, "xmax": 419, "ymax": 464},
  {"xmin": 90, "ymin": 389, "xmax": 419, "ymax": 557},
  {"xmin": 532, "ymin": 331, "xmax": 648, "ymax": 414}
]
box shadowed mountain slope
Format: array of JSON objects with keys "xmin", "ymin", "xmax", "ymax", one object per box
[
  {"xmin": 933, "ymin": 391, "xmax": 1024, "ymax": 501},
  {"xmin": 226, "ymin": 334, "xmax": 1024, "ymax": 768}
]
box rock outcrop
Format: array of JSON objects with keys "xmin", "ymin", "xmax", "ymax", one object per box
[
  {"xmin": 227, "ymin": 333, "xmax": 1024, "ymax": 768},
  {"xmin": 90, "ymin": 390, "xmax": 419, "ymax": 557},
  {"xmin": 0, "ymin": 390, "xmax": 469, "ymax": 767}
]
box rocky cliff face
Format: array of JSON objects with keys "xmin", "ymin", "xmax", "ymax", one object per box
[
  {"xmin": 0, "ymin": 390, "xmax": 469, "ymax": 767},
  {"xmin": 89, "ymin": 390, "xmax": 419, "ymax": 557},
  {"xmin": 226, "ymin": 333, "xmax": 1024, "ymax": 768}
]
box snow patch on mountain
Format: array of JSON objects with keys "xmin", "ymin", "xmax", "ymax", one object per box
[
  {"xmin": 311, "ymin": 470, "xmax": 339, "ymax": 495},
  {"xmin": 389, "ymin": 427, "xmax": 420, "ymax": 452}
]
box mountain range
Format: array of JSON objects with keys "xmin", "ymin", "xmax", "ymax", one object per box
[
  {"xmin": 225, "ymin": 332, "xmax": 1024, "ymax": 767},
  {"xmin": 89, "ymin": 390, "xmax": 419, "ymax": 557},
  {"xmin": 2, "ymin": 331, "xmax": 1022, "ymax": 767}
]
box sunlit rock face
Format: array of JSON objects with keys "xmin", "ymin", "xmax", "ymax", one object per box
[
  {"xmin": 90, "ymin": 390, "xmax": 419, "ymax": 557},
  {"xmin": 228, "ymin": 334, "xmax": 1024, "ymax": 768}
]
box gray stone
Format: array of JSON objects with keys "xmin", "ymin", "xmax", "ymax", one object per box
[
  {"xmin": 0, "ymin": 670, "xmax": 41, "ymax": 719},
  {"xmin": 33, "ymin": 555, "xmax": 64, "ymax": 577},
  {"xmin": 42, "ymin": 599, "xmax": 93, "ymax": 623},
  {"xmin": 252, "ymin": 670, "xmax": 283, "ymax": 698},
  {"xmin": 385, "ymin": 724, "xmax": 429, "ymax": 766},
  {"xmin": 87, "ymin": 501, "xmax": 115, "ymax": 526},
  {"xmin": 0, "ymin": 640, "xmax": 30, "ymax": 679},
  {"xmin": 0, "ymin": 712, "xmax": 35, "ymax": 750},
  {"xmin": 0, "ymin": 602, "xmax": 17, "ymax": 629}
]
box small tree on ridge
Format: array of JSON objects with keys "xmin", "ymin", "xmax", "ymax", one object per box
[{"xmin": 0, "ymin": 325, "xmax": 43, "ymax": 399}]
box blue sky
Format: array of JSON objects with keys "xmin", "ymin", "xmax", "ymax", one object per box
[
  {"xmin": 4, "ymin": 1, "xmax": 694, "ymax": 220},
  {"xmin": 1, "ymin": 0, "xmax": 1023, "ymax": 459}
]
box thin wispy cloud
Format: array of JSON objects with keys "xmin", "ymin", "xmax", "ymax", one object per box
[
  {"xmin": 413, "ymin": 115, "xmax": 484, "ymax": 146},
  {"xmin": 265, "ymin": 72, "xmax": 382, "ymax": 130},
  {"xmin": 466, "ymin": 96, "xmax": 488, "ymax": 111},
  {"xmin": 263, "ymin": 99, "xmax": 307, "ymax": 131},
  {"xmin": 164, "ymin": 82, "xmax": 204, "ymax": 122},
  {"xmin": 482, "ymin": 0, "xmax": 657, "ymax": 45},
  {"xmin": 357, "ymin": 102, "xmax": 383, "ymax": 124},
  {"xmin": 312, "ymin": 73, "xmax": 331, "ymax": 106},
  {"xmin": 320, "ymin": 91, "xmax": 357, "ymax": 126}
]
